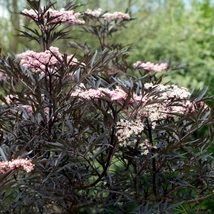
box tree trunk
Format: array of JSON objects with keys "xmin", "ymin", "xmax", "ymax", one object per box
[{"xmin": 8, "ymin": 0, "xmax": 20, "ymax": 53}]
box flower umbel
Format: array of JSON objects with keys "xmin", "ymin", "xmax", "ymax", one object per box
[
  {"xmin": 84, "ymin": 8, "xmax": 130, "ymax": 21},
  {"xmin": 22, "ymin": 8, "xmax": 85, "ymax": 25},
  {"xmin": 133, "ymin": 61, "xmax": 168, "ymax": 72},
  {"xmin": 0, "ymin": 159, "xmax": 34, "ymax": 174},
  {"xmin": 17, "ymin": 46, "xmax": 78, "ymax": 73},
  {"xmin": 85, "ymin": 8, "xmax": 103, "ymax": 18}
]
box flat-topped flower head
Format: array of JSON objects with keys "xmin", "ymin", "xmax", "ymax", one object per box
[
  {"xmin": 17, "ymin": 46, "xmax": 78, "ymax": 73},
  {"xmin": 140, "ymin": 83, "xmax": 194, "ymax": 122},
  {"xmin": 103, "ymin": 12, "xmax": 130, "ymax": 21},
  {"xmin": 84, "ymin": 8, "xmax": 130, "ymax": 21},
  {"xmin": 71, "ymin": 84, "xmax": 191, "ymax": 106},
  {"xmin": 133, "ymin": 61, "xmax": 168, "ymax": 72},
  {"xmin": 85, "ymin": 8, "xmax": 103, "ymax": 18},
  {"xmin": 144, "ymin": 83, "xmax": 191, "ymax": 99},
  {"xmin": 0, "ymin": 158, "xmax": 34, "ymax": 174},
  {"xmin": 71, "ymin": 87, "xmax": 143, "ymax": 103},
  {"xmin": 22, "ymin": 8, "xmax": 85, "ymax": 25}
]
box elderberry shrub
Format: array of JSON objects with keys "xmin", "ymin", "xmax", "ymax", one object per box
[{"xmin": 0, "ymin": 1, "xmax": 213, "ymax": 213}]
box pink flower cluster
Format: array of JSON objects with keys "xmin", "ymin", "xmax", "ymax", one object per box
[
  {"xmin": 71, "ymin": 84, "xmax": 190, "ymax": 105},
  {"xmin": 22, "ymin": 8, "xmax": 85, "ymax": 25},
  {"xmin": 103, "ymin": 12, "xmax": 130, "ymax": 21},
  {"xmin": 71, "ymin": 83, "xmax": 208, "ymax": 123},
  {"xmin": 144, "ymin": 83, "xmax": 191, "ymax": 100},
  {"xmin": 85, "ymin": 8, "xmax": 130, "ymax": 21},
  {"xmin": 116, "ymin": 118, "xmax": 144, "ymax": 147},
  {"xmin": 17, "ymin": 46, "xmax": 78, "ymax": 73},
  {"xmin": 138, "ymin": 83, "xmax": 194, "ymax": 122},
  {"xmin": 116, "ymin": 120, "xmax": 154, "ymax": 155},
  {"xmin": 71, "ymin": 87, "xmax": 140, "ymax": 103},
  {"xmin": 133, "ymin": 61, "xmax": 168, "ymax": 72},
  {"xmin": 85, "ymin": 8, "xmax": 102, "ymax": 18},
  {"xmin": 0, "ymin": 158, "xmax": 34, "ymax": 174}
]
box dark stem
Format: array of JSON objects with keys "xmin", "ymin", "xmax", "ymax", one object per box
[
  {"xmin": 48, "ymin": 72, "xmax": 53, "ymax": 137},
  {"xmin": 81, "ymin": 104, "xmax": 117, "ymax": 190},
  {"xmin": 146, "ymin": 118, "xmax": 157, "ymax": 196}
]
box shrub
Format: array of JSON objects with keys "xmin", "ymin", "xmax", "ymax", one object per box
[{"xmin": 0, "ymin": 1, "xmax": 213, "ymax": 213}]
